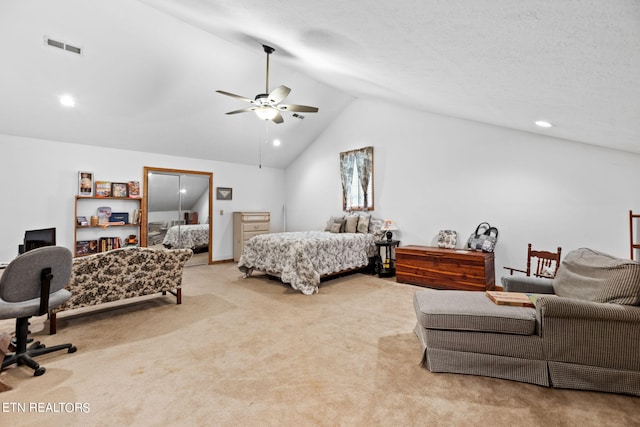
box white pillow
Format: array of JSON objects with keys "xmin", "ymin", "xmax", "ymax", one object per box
[
  {"xmin": 344, "ymin": 215, "xmax": 359, "ymax": 233},
  {"xmin": 324, "ymin": 216, "xmax": 345, "ymax": 232},
  {"xmin": 357, "ymin": 215, "xmax": 371, "ymax": 233}
]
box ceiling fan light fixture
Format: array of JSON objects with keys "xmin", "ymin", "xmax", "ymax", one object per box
[
  {"xmin": 255, "ymin": 106, "xmax": 278, "ymax": 121},
  {"xmin": 59, "ymin": 94, "xmax": 75, "ymax": 107}
]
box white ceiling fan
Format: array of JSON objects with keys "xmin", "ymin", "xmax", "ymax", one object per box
[{"xmin": 216, "ymin": 44, "xmax": 319, "ymax": 124}]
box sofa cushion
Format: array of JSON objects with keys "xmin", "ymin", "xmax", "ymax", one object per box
[
  {"xmin": 553, "ymin": 248, "xmax": 640, "ymax": 305},
  {"xmin": 413, "ymin": 289, "xmax": 537, "ymax": 336}
]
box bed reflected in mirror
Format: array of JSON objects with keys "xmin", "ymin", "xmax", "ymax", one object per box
[{"xmin": 142, "ymin": 167, "xmax": 213, "ymax": 266}]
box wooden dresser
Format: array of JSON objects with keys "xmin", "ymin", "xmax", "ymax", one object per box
[
  {"xmin": 396, "ymin": 245, "xmax": 495, "ymax": 291},
  {"xmin": 233, "ymin": 212, "xmax": 270, "ymax": 262}
]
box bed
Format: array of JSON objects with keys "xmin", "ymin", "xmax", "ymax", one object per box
[
  {"xmin": 238, "ymin": 228, "xmax": 380, "ymax": 295},
  {"xmin": 163, "ymin": 224, "xmax": 209, "ymax": 251}
]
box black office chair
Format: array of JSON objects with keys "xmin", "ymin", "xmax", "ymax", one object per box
[{"xmin": 0, "ymin": 246, "xmax": 77, "ymax": 376}]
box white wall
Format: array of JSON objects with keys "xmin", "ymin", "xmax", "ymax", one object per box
[
  {"xmin": 285, "ymin": 98, "xmax": 640, "ymax": 273},
  {"xmin": 0, "ymin": 134, "xmax": 285, "ymax": 262}
]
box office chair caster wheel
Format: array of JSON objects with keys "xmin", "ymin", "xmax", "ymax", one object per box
[
  {"xmin": 68, "ymin": 346, "xmax": 77, "ymax": 353},
  {"xmin": 34, "ymin": 367, "xmax": 46, "ymax": 377}
]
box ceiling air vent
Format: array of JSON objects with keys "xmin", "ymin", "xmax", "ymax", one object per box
[
  {"xmin": 45, "ymin": 36, "xmax": 82, "ymax": 55},
  {"xmin": 292, "ymin": 113, "xmax": 305, "ymax": 119}
]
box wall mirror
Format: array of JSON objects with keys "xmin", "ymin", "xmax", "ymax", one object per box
[
  {"xmin": 142, "ymin": 167, "xmax": 213, "ymax": 266},
  {"xmin": 340, "ymin": 146, "xmax": 374, "ymax": 211}
]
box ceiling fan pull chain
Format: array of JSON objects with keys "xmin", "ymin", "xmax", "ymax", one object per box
[{"xmin": 258, "ymin": 125, "xmax": 262, "ymax": 169}]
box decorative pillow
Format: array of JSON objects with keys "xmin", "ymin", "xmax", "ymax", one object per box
[
  {"xmin": 324, "ymin": 216, "xmax": 344, "ymax": 232},
  {"xmin": 356, "ymin": 215, "xmax": 371, "ymax": 233},
  {"xmin": 437, "ymin": 230, "xmax": 457, "ymax": 249},
  {"xmin": 369, "ymin": 217, "xmax": 384, "ymax": 239},
  {"xmin": 344, "ymin": 215, "xmax": 359, "ymax": 233},
  {"xmin": 553, "ymin": 248, "xmax": 640, "ymax": 305},
  {"xmin": 329, "ymin": 222, "xmax": 342, "ymax": 233}
]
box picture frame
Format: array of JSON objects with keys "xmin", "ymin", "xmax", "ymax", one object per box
[
  {"xmin": 111, "ymin": 182, "xmax": 128, "ymax": 198},
  {"xmin": 76, "ymin": 216, "xmax": 88, "ymax": 226},
  {"xmin": 128, "ymin": 181, "xmax": 140, "ymax": 198},
  {"xmin": 95, "ymin": 181, "xmax": 111, "ymax": 197},
  {"xmin": 216, "ymin": 187, "xmax": 232, "ymax": 200},
  {"xmin": 78, "ymin": 171, "xmax": 94, "ymax": 197}
]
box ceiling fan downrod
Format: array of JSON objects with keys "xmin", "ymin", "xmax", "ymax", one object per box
[{"xmin": 263, "ymin": 44, "xmax": 275, "ymax": 94}]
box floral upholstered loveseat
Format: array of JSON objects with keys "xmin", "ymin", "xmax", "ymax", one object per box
[{"xmin": 48, "ymin": 247, "xmax": 192, "ymax": 334}]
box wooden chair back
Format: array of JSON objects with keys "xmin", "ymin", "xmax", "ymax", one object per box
[
  {"xmin": 503, "ymin": 243, "xmax": 562, "ymax": 278},
  {"xmin": 527, "ymin": 244, "xmax": 562, "ymax": 278}
]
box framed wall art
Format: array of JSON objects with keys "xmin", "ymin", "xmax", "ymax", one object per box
[
  {"xmin": 78, "ymin": 171, "xmax": 94, "ymax": 197},
  {"xmin": 216, "ymin": 187, "xmax": 232, "ymax": 200}
]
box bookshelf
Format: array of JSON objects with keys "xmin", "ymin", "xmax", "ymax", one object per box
[{"xmin": 74, "ymin": 196, "xmax": 141, "ymax": 257}]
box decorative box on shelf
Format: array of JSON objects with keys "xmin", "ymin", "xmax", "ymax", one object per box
[{"xmin": 110, "ymin": 212, "xmax": 129, "ymax": 223}]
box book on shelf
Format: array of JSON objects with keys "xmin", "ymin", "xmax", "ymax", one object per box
[
  {"xmin": 98, "ymin": 237, "xmax": 123, "ymax": 252},
  {"xmin": 486, "ymin": 291, "xmax": 535, "ymax": 308},
  {"xmin": 76, "ymin": 240, "xmax": 98, "ymax": 255},
  {"xmin": 131, "ymin": 209, "xmax": 141, "ymax": 225}
]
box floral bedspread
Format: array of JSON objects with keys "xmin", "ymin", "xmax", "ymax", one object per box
[
  {"xmin": 237, "ymin": 231, "xmax": 376, "ymax": 295},
  {"xmin": 163, "ymin": 224, "xmax": 209, "ymax": 249}
]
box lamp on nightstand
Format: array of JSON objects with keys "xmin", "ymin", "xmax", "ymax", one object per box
[{"xmin": 380, "ymin": 219, "xmax": 398, "ymax": 241}]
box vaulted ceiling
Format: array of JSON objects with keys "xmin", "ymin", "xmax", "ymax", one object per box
[{"xmin": 1, "ymin": 1, "xmax": 638, "ymax": 169}]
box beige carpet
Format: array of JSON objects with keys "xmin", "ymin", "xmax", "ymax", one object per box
[{"xmin": 0, "ymin": 263, "xmax": 638, "ymax": 426}]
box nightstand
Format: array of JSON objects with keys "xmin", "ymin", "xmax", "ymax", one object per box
[{"xmin": 375, "ymin": 240, "xmax": 400, "ymax": 277}]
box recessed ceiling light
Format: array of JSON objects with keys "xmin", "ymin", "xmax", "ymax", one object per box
[
  {"xmin": 59, "ymin": 95, "xmax": 75, "ymax": 107},
  {"xmin": 273, "ymin": 139, "xmax": 281, "ymax": 147},
  {"xmin": 535, "ymin": 120, "xmax": 552, "ymax": 128}
]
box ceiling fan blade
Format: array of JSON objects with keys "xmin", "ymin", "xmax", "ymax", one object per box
[
  {"xmin": 268, "ymin": 85, "xmax": 291, "ymax": 104},
  {"xmin": 225, "ymin": 107, "xmax": 257, "ymax": 115},
  {"xmin": 271, "ymin": 110, "xmax": 284, "ymax": 124},
  {"xmin": 278, "ymin": 104, "xmax": 319, "ymax": 113},
  {"xmin": 216, "ymin": 90, "xmax": 255, "ymax": 104}
]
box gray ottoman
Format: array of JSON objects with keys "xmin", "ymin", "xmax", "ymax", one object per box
[{"xmin": 413, "ymin": 288, "xmax": 549, "ymax": 386}]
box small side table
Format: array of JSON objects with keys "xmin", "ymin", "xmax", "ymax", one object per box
[{"xmin": 375, "ymin": 240, "xmax": 400, "ymax": 277}]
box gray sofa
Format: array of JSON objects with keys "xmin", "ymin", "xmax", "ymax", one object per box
[
  {"xmin": 49, "ymin": 247, "xmax": 192, "ymax": 334},
  {"xmin": 413, "ymin": 248, "xmax": 640, "ymax": 395}
]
